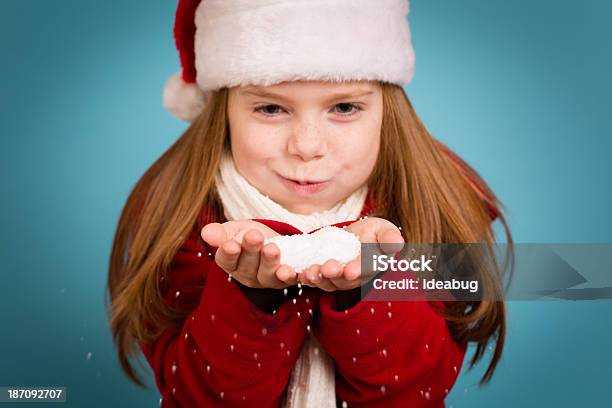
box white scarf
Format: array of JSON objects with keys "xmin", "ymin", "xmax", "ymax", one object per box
[{"xmin": 214, "ymin": 150, "xmax": 367, "ymax": 408}]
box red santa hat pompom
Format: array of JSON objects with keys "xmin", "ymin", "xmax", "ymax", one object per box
[
  {"xmin": 162, "ymin": 0, "xmax": 207, "ymax": 122},
  {"xmin": 163, "ymin": 0, "xmax": 416, "ymax": 122}
]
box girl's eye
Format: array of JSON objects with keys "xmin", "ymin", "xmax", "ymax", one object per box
[
  {"xmin": 332, "ymin": 103, "xmax": 362, "ymax": 116},
  {"xmin": 254, "ymin": 104, "xmax": 286, "ymax": 116},
  {"xmin": 253, "ymin": 103, "xmax": 362, "ymax": 117}
]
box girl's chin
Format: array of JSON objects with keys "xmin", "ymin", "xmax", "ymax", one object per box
[{"xmin": 281, "ymin": 201, "xmax": 333, "ymax": 215}]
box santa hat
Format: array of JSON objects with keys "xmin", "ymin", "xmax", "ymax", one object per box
[{"xmin": 163, "ymin": 0, "xmax": 416, "ymax": 122}]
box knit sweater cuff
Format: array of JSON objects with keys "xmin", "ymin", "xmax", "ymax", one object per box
[
  {"xmin": 193, "ymin": 264, "xmax": 317, "ymax": 370},
  {"xmin": 316, "ymin": 292, "xmax": 400, "ymax": 359}
]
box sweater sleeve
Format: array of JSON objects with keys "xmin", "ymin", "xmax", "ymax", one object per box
[
  {"xmin": 312, "ymin": 220, "xmax": 466, "ymax": 408},
  {"xmin": 140, "ymin": 220, "xmax": 320, "ymax": 408}
]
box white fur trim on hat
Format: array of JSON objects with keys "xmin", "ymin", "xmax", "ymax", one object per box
[
  {"xmin": 193, "ymin": 0, "xmax": 415, "ymax": 91},
  {"xmin": 162, "ymin": 72, "xmax": 209, "ymax": 122}
]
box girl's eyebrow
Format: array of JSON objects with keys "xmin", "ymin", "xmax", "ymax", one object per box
[{"xmin": 240, "ymin": 88, "xmax": 374, "ymax": 104}]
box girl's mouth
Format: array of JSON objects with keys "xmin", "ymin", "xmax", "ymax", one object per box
[{"xmin": 277, "ymin": 174, "xmax": 331, "ymax": 195}]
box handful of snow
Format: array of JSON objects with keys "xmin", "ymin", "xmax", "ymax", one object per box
[{"xmin": 264, "ymin": 226, "xmax": 361, "ymax": 273}]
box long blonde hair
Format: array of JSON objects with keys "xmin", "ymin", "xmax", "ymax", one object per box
[{"xmin": 106, "ymin": 82, "xmax": 512, "ymax": 388}]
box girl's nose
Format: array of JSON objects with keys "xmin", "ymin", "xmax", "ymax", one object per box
[{"xmin": 287, "ymin": 121, "xmax": 327, "ymax": 161}]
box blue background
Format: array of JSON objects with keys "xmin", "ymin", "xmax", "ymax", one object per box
[{"xmin": 1, "ymin": 0, "xmax": 610, "ymax": 406}]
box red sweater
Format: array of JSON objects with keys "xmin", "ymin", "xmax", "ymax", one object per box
[{"xmin": 140, "ymin": 198, "xmax": 470, "ymax": 407}]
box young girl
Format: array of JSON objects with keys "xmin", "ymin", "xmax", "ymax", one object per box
[{"xmin": 107, "ymin": 0, "xmax": 512, "ymax": 406}]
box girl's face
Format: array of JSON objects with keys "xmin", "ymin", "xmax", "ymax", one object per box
[{"xmin": 227, "ymin": 80, "xmax": 383, "ymax": 214}]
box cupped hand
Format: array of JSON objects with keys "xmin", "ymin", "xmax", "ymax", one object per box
[
  {"xmin": 297, "ymin": 217, "xmax": 404, "ymax": 292},
  {"xmin": 201, "ymin": 220, "xmax": 300, "ymax": 289}
]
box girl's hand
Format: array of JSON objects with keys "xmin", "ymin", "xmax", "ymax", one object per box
[
  {"xmin": 297, "ymin": 217, "xmax": 404, "ymax": 292},
  {"xmin": 201, "ymin": 221, "xmax": 300, "ymax": 289}
]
